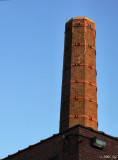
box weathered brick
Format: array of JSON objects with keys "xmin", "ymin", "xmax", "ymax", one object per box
[{"xmin": 60, "ymin": 17, "xmax": 98, "ymax": 132}]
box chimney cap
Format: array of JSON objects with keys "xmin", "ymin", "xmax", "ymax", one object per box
[{"xmin": 66, "ymin": 17, "xmax": 95, "ymax": 24}]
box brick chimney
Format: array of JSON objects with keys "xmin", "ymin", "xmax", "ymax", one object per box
[{"xmin": 59, "ymin": 17, "xmax": 98, "ymax": 132}]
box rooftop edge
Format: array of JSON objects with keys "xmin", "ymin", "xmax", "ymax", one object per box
[{"xmin": 2, "ymin": 124, "xmax": 118, "ymax": 160}]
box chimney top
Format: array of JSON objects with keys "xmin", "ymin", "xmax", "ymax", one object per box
[{"xmin": 66, "ymin": 17, "xmax": 95, "ymax": 24}]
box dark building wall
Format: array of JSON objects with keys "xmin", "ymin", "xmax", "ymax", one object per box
[
  {"xmin": 3, "ymin": 125, "xmax": 118, "ymax": 160},
  {"xmin": 3, "ymin": 126, "xmax": 79, "ymax": 160},
  {"xmin": 78, "ymin": 126, "xmax": 118, "ymax": 160}
]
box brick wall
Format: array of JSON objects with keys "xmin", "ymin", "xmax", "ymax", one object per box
[
  {"xmin": 78, "ymin": 126, "xmax": 118, "ymax": 160},
  {"xmin": 3, "ymin": 125, "xmax": 118, "ymax": 160},
  {"xmin": 59, "ymin": 17, "xmax": 98, "ymax": 132},
  {"xmin": 3, "ymin": 126, "xmax": 79, "ymax": 160}
]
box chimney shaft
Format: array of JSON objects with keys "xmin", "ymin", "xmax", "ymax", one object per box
[{"xmin": 59, "ymin": 17, "xmax": 98, "ymax": 132}]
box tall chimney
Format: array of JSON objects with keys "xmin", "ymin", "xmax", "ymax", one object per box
[{"xmin": 59, "ymin": 17, "xmax": 98, "ymax": 133}]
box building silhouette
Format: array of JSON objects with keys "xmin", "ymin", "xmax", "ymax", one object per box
[{"xmin": 3, "ymin": 17, "xmax": 118, "ymax": 160}]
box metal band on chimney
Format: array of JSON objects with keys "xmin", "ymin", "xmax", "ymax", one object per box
[
  {"xmin": 72, "ymin": 43, "xmax": 95, "ymax": 50},
  {"xmin": 71, "ymin": 63, "xmax": 96, "ymax": 70},
  {"xmin": 63, "ymin": 80, "xmax": 97, "ymax": 88},
  {"xmin": 64, "ymin": 63, "xmax": 96, "ymax": 72},
  {"xmin": 69, "ymin": 115, "xmax": 98, "ymax": 123},
  {"xmin": 71, "ymin": 22, "xmax": 95, "ymax": 31},
  {"xmin": 62, "ymin": 97, "xmax": 97, "ymax": 104},
  {"xmin": 60, "ymin": 115, "xmax": 98, "ymax": 123}
]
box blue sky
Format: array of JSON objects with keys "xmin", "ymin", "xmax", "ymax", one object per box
[{"xmin": 0, "ymin": 0, "xmax": 118, "ymax": 158}]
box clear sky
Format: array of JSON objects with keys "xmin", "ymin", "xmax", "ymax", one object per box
[{"xmin": 0, "ymin": 0, "xmax": 118, "ymax": 158}]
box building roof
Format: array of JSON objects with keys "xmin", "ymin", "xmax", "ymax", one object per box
[{"xmin": 2, "ymin": 124, "xmax": 118, "ymax": 160}]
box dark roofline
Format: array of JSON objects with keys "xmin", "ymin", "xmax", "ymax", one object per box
[{"xmin": 2, "ymin": 124, "xmax": 118, "ymax": 160}]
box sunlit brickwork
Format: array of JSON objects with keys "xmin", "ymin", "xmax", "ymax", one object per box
[{"xmin": 60, "ymin": 17, "xmax": 98, "ymax": 132}]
